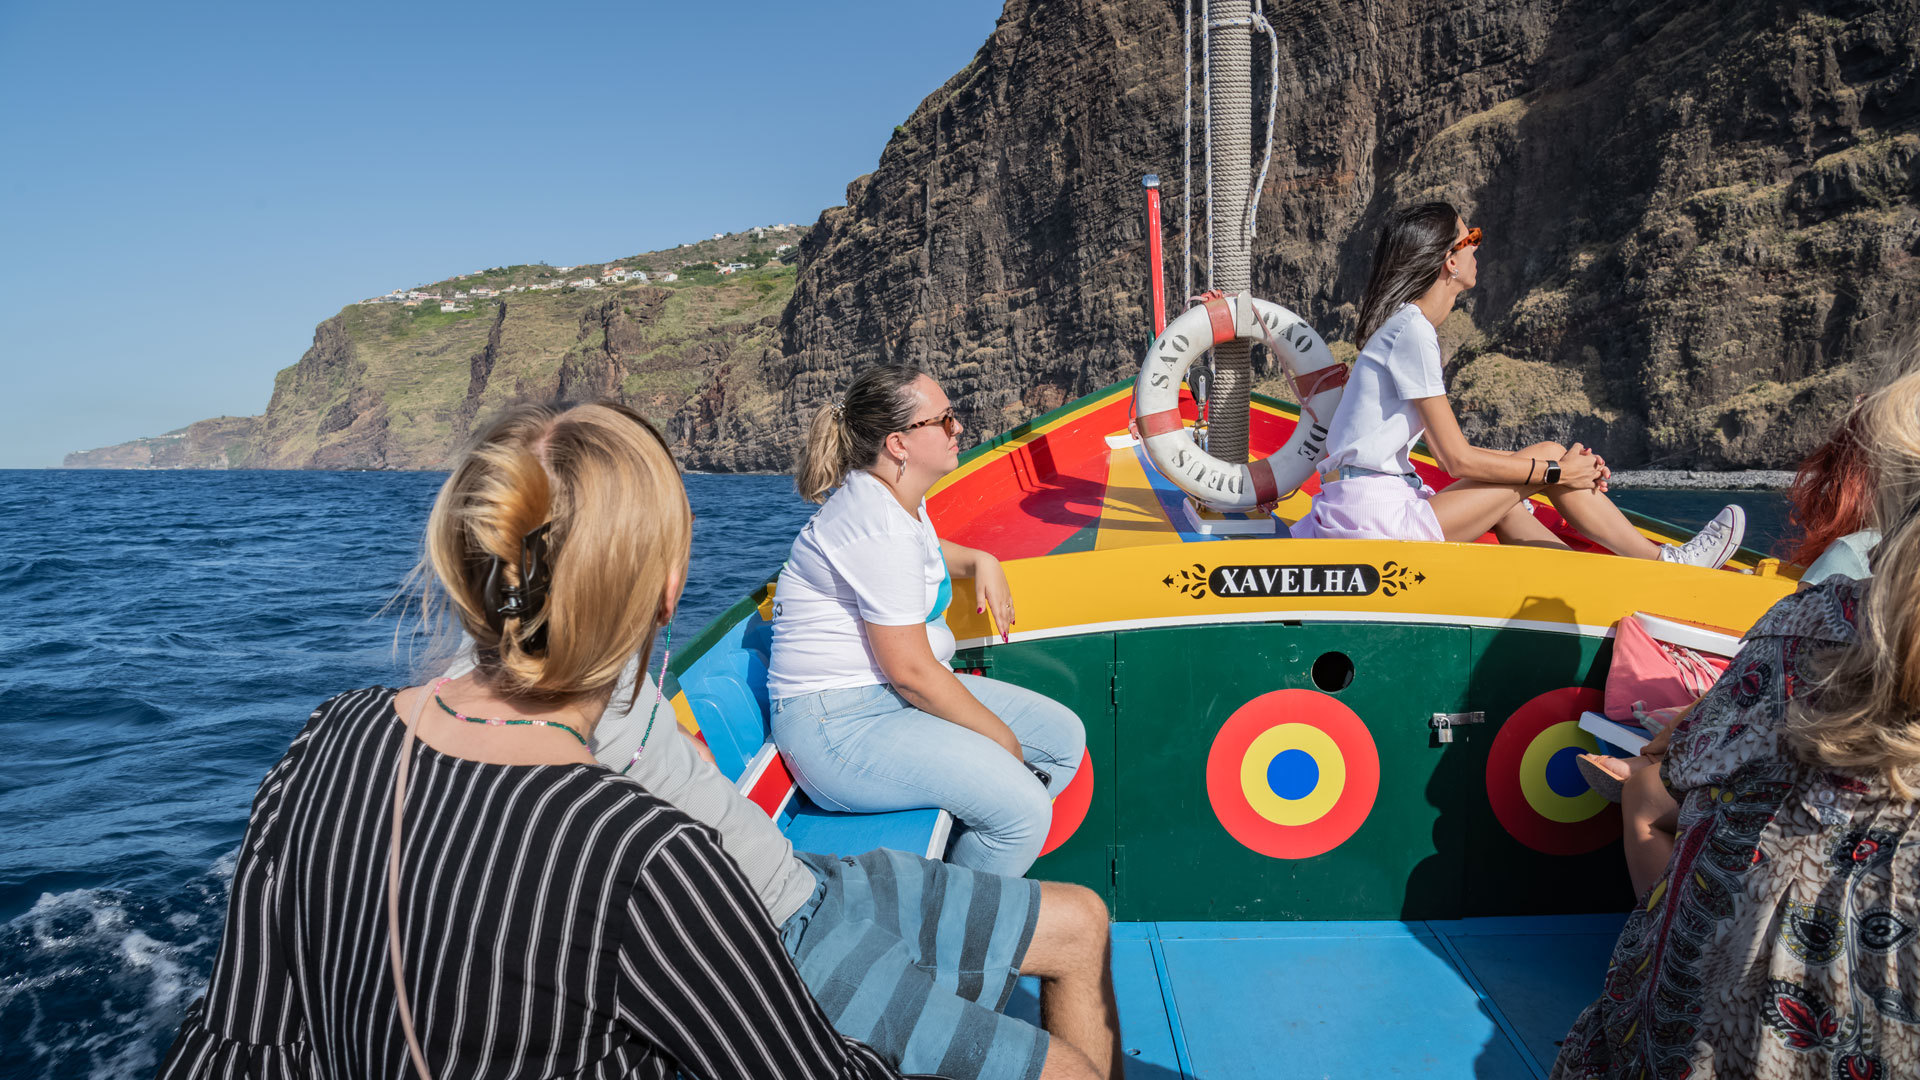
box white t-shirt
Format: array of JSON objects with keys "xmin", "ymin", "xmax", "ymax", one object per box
[
  {"xmin": 766, "ymin": 469, "xmax": 955, "ymax": 698},
  {"xmin": 1320, "ymin": 302, "xmax": 1446, "ymax": 475}
]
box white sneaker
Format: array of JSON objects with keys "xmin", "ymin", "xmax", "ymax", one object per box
[{"xmin": 1658, "ymin": 505, "xmax": 1746, "ymax": 570}]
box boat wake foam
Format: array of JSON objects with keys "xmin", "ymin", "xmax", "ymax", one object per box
[{"xmin": 0, "ymin": 852, "xmax": 235, "ymax": 1080}]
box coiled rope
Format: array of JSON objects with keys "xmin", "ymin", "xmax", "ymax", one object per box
[
  {"xmin": 1177, "ymin": 0, "xmax": 1282, "ymax": 466},
  {"xmin": 1182, "ymin": 0, "xmax": 1193, "ymax": 305}
]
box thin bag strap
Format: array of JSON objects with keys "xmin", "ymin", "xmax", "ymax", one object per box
[{"xmin": 389, "ymin": 685, "xmax": 436, "ymax": 1080}]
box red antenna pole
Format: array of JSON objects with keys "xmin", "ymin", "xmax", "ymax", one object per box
[{"xmin": 1143, "ymin": 174, "xmax": 1166, "ymax": 335}]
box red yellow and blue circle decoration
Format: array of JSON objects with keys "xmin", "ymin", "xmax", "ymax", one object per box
[
  {"xmin": 1205, "ymin": 689, "xmax": 1380, "ymax": 859},
  {"xmin": 1485, "ymin": 686, "xmax": 1620, "ymax": 856},
  {"xmin": 1039, "ymin": 751, "xmax": 1094, "ymax": 857}
]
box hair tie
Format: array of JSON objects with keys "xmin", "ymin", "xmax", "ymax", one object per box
[
  {"xmin": 830, "ymin": 399, "xmax": 846, "ymax": 418},
  {"xmin": 482, "ymin": 522, "xmax": 554, "ymax": 652}
]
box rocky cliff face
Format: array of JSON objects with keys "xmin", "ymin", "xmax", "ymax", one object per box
[
  {"xmin": 68, "ymin": 1, "xmax": 1920, "ymax": 473},
  {"xmin": 774, "ymin": 0, "xmax": 1920, "ymax": 468}
]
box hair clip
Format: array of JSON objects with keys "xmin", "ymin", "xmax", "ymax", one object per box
[{"xmin": 482, "ymin": 522, "xmax": 553, "ymax": 652}]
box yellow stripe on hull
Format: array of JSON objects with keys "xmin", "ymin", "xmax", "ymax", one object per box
[{"xmin": 946, "ymin": 538, "xmax": 1793, "ymax": 647}]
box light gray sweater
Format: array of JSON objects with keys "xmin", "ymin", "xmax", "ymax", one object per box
[{"xmin": 442, "ymin": 649, "xmax": 819, "ymax": 924}]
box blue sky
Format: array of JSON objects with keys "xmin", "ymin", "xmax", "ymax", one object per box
[{"xmin": 0, "ymin": 1, "xmax": 1006, "ymax": 467}]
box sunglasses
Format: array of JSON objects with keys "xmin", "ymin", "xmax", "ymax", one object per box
[
  {"xmin": 902, "ymin": 409, "xmax": 962, "ymax": 437},
  {"xmin": 1448, "ymin": 227, "xmax": 1483, "ymax": 255}
]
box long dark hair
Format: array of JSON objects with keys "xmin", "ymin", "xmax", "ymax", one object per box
[
  {"xmin": 794, "ymin": 364, "xmax": 926, "ymax": 502},
  {"xmin": 1354, "ymin": 202, "xmax": 1462, "ymax": 347}
]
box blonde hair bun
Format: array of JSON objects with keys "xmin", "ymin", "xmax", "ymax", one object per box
[{"xmin": 414, "ymin": 401, "xmax": 691, "ymax": 706}]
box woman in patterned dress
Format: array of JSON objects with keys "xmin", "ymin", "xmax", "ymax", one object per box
[{"xmin": 1553, "ymin": 348, "xmax": 1920, "ymax": 1080}]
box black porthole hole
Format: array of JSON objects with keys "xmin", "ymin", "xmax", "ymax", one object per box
[{"xmin": 1311, "ymin": 651, "xmax": 1354, "ymax": 693}]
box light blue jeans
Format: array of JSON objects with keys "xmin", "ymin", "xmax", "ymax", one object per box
[{"xmin": 770, "ymin": 674, "xmax": 1086, "ymax": 877}]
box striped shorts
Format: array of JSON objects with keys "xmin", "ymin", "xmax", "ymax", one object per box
[{"xmin": 781, "ymin": 849, "xmax": 1048, "ymax": 1080}]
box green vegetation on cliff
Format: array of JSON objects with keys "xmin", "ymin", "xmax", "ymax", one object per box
[{"xmin": 65, "ymin": 235, "xmax": 802, "ymax": 471}]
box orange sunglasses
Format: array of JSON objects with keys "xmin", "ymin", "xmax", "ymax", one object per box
[{"xmin": 1448, "ymin": 227, "xmax": 1483, "ymax": 255}]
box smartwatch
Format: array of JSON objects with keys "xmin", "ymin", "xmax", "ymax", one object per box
[{"xmin": 1543, "ymin": 460, "xmax": 1562, "ymax": 486}]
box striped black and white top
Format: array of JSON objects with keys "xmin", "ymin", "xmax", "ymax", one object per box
[{"xmin": 158, "ymin": 687, "xmax": 906, "ymax": 1080}]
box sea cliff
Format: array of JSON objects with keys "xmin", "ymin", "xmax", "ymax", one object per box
[
  {"xmin": 777, "ymin": 0, "xmax": 1920, "ymax": 470},
  {"xmin": 67, "ymin": 0, "xmax": 1920, "ymax": 472}
]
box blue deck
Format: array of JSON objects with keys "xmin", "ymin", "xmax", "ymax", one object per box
[{"xmin": 1007, "ymin": 914, "xmax": 1626, "ymax": 1079}]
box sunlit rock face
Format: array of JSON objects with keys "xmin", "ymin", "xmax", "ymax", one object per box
[{"xmin": 777, "ymin": 0, "xmax": 1920, "ymax": 469}]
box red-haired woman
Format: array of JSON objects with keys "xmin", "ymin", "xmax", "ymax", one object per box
[{"xmin": 1786, "ymin": 402, "xmax": 1880, "ymax": 585}]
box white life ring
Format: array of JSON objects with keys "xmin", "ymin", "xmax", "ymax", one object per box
[{"xmin": 1134, "ymin": 290, "xmax": 1348, "ymax": 511}]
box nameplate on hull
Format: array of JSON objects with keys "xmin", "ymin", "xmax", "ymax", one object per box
[{"xmin": 1164, "ymin": 562, "xmax": 1426, "ymax": 600}]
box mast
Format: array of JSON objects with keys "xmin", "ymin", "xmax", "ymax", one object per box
[{"xmin": 1206, "ymin": 0, "xmax": 1254, "ymax": 464}]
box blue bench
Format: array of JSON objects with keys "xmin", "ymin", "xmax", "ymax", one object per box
[{"xmin": 673, "ymin": 604, "xmax": 953, "ymax": 860}]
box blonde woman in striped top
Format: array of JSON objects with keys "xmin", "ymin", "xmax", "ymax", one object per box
[{"xmin": 158, "ymin": 402, "xmax": 906, "ymax": 1079}]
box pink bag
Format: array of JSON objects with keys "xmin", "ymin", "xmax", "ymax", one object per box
[{"xmin": 1604, "ymin": 614, "xmax": 1730, "ymax": 725}]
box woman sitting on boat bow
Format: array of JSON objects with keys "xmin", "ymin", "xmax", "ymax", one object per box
[
  {"xmin": 1292, "ymin": 201, "xmax": 1746, "ymax": 567},
  {"xmin": 768, "ymin": 364, "xmax": 1087, "ymax": 879}
]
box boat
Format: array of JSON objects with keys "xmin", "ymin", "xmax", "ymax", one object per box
[{"xmin": 651, "ymin": 5, "xmax": 1800, "ymax": 1073}]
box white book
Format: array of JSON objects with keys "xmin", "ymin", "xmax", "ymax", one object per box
[
  {"xmin": 1579, "ymin": 710, "xmax": 1652, "ymax": 756},
  {"xmin": 1631, "ymin": 612, "xmax": 1741, "ymax": 658}
]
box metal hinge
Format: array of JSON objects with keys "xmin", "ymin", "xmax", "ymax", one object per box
[
  {"xmin": 1109, "ymin": 660, "xmax": 1124, "ymax": 710},
  {"xmin": 1430, "ymin": 711, "xmax": 1486, "ymax": 744}
]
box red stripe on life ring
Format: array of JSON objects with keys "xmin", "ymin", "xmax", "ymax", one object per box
[
  {"xmin": 1138, "ymin": 408, "xmax": 1186, "ymax": 438},
  {"xmin": 1204, "ymin": 295, "xmax": 1238, "ymax": 345},
  {"xmin": 1250, "ymin": 459, "xmax": 1280, "ymax": 505},
  {"xmin": 1293, "ymin": 363, "xmax": 1350, "ymax": 401}
]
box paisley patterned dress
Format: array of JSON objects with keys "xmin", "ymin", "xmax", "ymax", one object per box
[{"xmin": 1553, "ymin": 580, "xmax": 1920, "ymax": 1080}]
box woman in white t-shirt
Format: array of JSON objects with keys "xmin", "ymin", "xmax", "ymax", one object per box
[
  {"xmin": 1293, "ymin": 202, "xmax": 1747, "ymax": 568},
  {"xmin": 767, "ymin": 364, "xmax": 1085, "ymax": 877}
]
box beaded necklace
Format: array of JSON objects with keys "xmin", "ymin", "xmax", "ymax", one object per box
[
  {"xmin": 424, "ymin": 620, "xmax": 672, "ymax": 765},
  {"xmin": 432, "ymin": 677, "xmax": 589, "ymax": 747},
  {"xmin": 618, "ymin": 620, "xmax": 671, "ymax": 776}
]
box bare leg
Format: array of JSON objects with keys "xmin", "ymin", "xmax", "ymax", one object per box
[
  {"xmin": 1622, "ymin": 765, "xmax": 1680, "ymax": 896},
  {"xmin": 1430, "ymin": 440, "xmax": 1662, "ymax": 558},
  {"xmin": 1023, "ymin": 882, "xmax": 1124, "ymax": 1079},
  {"xmin": 1427, "ymin": 442, "xmax": 1573, "ymax": 543},
  {"xmin": 1491, "ymin": 501, "xmax": 1568, "ymax": 548},
  {"xmin": 1428, "ymin": 480, "xmax": 1540, "ymax": 542},
  {"xmin": 1039, "ymin": 1043, "xmax": 1100, "ymax": 1080},
  {"xmin": 1543, "ymin": 485, "xmax": 1662, "ymax": 559}
]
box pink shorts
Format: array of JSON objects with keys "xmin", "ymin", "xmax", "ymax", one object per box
[{"xmin": 1290, "ymin": 473, "xmax": 1445, "ymax": 542}]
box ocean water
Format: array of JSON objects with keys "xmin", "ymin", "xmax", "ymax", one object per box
[
  {"xmin": 0, "ymin": 470, "xmax": 1789, "ymax": 1078},
  {"xmin": 0, "ymin": 470, "xmax": 818, "ymax": 1079}
]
